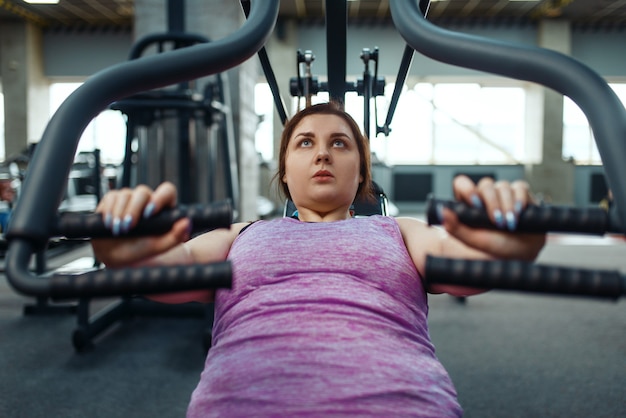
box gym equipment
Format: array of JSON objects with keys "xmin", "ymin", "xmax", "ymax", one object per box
[
  {"xmin": 7, "ymin": 1, "xmax": 248, "ymax": 351},
  {"xmin": 4, "ymin": 0, "xmax": 625, "ymax": 346},
  {"xmin": 4, "ymin": 1, "xmax": 278, "ymax": 334},
  {"xmin": 0, "ymin": 149, "xmax": 103, "ymax": 316},
  {"xmin": 426, "ymin": 198, "xmax": 624, "ymax": 299},
  {"xmin": 289, "ymin": 46, "xmax": 385, "ymax": 139},
  {"xmin": 111, "ymin": 33, "xmax": 239, "ymax": 207},
  {"xmin": 71, "ymin": 30, "xmax": 238, "ymax": 351},
  {"xmin": 24, "ymin": 150, "xmax": 103, "ymax": 316}
]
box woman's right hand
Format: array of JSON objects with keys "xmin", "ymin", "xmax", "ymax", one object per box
[{"xmin": 92, "ymin": 182, "xmax": 191, "ymax": 268}]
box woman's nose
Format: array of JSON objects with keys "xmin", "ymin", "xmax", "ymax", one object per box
[{"xmin": 316, "ymin": 147, "xmax": 331, "ymax": 163}]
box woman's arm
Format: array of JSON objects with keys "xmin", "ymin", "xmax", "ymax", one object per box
[
  {"xmin": 145, "ymin": 222, "xmax": 249, "ymax": 304},
  {"xmin": 91, "ymin": 181, "xmax": 248, "ymax": 303},
  {"xmin": 397, "ymin": 175, "xmax": 546, "ymax": 297}
]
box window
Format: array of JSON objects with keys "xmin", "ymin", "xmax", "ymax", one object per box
[
  {"xmin": 50, "ymin": 82, "xmax": 127, "ymax": 164},
  {"xmin": 254, "ymin": 81, "xmax": 528, "ymax": 165},
  {"xmin": 249, "ymin": 81, "xmax": 626, "ymax": 167},
  {"xmin": 0, "ymin": 83, "xmax": 125, "ymax": 163},
  {"xmin": 254, "ymin": 83, "xmax": 275, "ymax": 161},
  {"xmin": 363, "ymin": 82, "xmax": 527, "ymax": 165},
  {"xmin": 562, "ymin": 83, "xmax": 626, "ymax": 165}
]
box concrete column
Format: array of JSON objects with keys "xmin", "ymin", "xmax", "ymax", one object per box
[
  {"xmin": 525, "ymin": 19, "xmax": 574, "ymax": 204},
  {"xmin": 0, "ymin": 21, "xmax": 49, "ymax": 160},
  {"xmin": 133, "ymin": 0, "xmax": 167, "ymax": 39}
]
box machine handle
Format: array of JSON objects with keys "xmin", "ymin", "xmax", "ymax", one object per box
[
  {"xmin": 49, "ymin": 261, "xmax": 231, "ymax": 300},
  {"xmin": 426, "ymin": 197, "xmax": 622, "ymax": 235},
  {"xmin": 55, "ymin": 201, "xmax": 232, "ymax": 239},
  {"xmin": 425, "ymin": 255, "xmax": 624, "ymax": 300}
]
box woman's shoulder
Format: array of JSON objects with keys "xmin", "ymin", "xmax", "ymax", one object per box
[
  {"xmin": 393, "ymin": 216, "xmax": 444, "ymax": 243},
  {"xmin": 394, "ymin": 215, "xmax": 429, "ymax": 229},
  {"xmin": 185, "ymin": 221, "xmax": 254, "ymax": 264}
]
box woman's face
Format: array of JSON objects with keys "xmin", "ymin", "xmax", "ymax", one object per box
[{"xmin": 282, "ymin": 114, "xmax": 363, "ymax": 214}]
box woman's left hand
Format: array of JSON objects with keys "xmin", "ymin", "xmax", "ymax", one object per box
[{"xmin": 440, "ymin": 175, "xmax": 546, "ymax": 261}]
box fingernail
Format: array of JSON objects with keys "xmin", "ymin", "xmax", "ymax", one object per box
[
  {"xmin": 436, "ymin": 203, "xmax": 445, "ymax": 224},
  {"xmin": 493, "ymin": 209, "xmax": 505, "ymax": 229},
  {"xmin": 470, "ymin": 194, "xmax": 483, "ymax": 209},
  {"xmin": 121, "ymin": 214, "xmax": 133, "ymax": 234},
  {"xmin": 506, "ymin": 211, "xmax": 517, "ymax": 231},
  {"xmin": 112, "ymin": 217, "xmax": 121, "ymax": 236},
  {"xmin": 104, "ymin": 213, "xmax": 113, "ymax": 228},
  {"xmin": 143, "ymin": 202, "xmax": 155, "ymax": 219},
  {"xmin": 514, "ymin": 200, "xmax": 523, "ymax": 215}
]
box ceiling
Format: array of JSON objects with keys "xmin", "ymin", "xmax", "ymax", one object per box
[{"xmin": 0, "ymin": 0, "xmax": 624, "ymax": 29}]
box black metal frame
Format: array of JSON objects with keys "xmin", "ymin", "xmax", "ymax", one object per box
[{"xmin": 259, "ymin": 0, "xmax": 427, "ymax": 138}]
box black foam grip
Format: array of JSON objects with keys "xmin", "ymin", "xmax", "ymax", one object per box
[
  {"xmin": 54, "ymin": 200, "xmax": 232, "ymax": 239},
  {"xmin": 427, "ymin": 198, "xmax": 610, "ymax": 234},
  {"xmin": 425, "ymin": 255, "xmax": 623, "ymax": 300},
  {"xmin": 49, "ymin": 261, "xmax": 232, "ymax": 300}
]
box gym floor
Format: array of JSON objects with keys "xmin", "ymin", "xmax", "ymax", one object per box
[{"xmin": 0, "ymin": 233, "xmax": 624, "ymax": 417}]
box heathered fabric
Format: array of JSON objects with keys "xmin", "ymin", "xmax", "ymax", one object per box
[{"xmin": 187, "ymin": 215, "xmax": 462, "ymax": 417}]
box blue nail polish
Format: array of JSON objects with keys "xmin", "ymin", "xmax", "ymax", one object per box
[
  {"xmin": 143, "ymin": 202, "xmax": 155, "ymax": 219},
  {"xmin": 505, "ymin": 211, "xmax": 517, "ymax": 231},
  {"xmin": 112, "ymin": 217, "xmax": 121, "ymax": 236},
  {"xmin": 104, "ymin": 213, "xmax": 112, "ymax": 228},
  {"xmin": 493, "ymin": 209, "xmax": 505, "ymax": 229},
  {"xmin": 514, "ymin": 201, "xmax": 523, "ymax": 215},
  {"xmin": 122, "ymin": 214, "xmax": 133, "ymax": 233},
  {"xmin": 470, "ymin": 194, "xmax": 483, "ymax": 209}
]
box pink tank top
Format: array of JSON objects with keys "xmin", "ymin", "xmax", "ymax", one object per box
[{"xmin": 187, "ymin": 216, "xmax": 461, "ymax": 417}]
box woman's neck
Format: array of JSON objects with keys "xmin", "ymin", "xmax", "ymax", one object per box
[{"xmin": 295, "ymin": 207, "xmax": 352, "ymax": 223}]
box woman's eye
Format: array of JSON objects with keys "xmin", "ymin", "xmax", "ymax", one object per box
[
  {"xmin": 300, "ymin": 139, "xmax": 312, "ymax": 147},
  {"xmin": 333, "ymin": 139, "xmax": 346, "ymax": 147}
]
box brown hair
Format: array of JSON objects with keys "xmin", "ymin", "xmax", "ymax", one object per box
[{"xmin": 274, "ymin": 102, "xmax": 374, "ymax": 202}]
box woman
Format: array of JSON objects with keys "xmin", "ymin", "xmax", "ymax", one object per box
[{"xmin": 93, "ymin": 102, "xmax": 545, "ymax": 417}]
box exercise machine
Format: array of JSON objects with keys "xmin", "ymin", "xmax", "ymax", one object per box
[
  {"xmin": 72, "ymin": 33, "xmax": 237, "ymax": 351},
  {"xmin": 3, "ymin": 0, "xmax": 625, "ymax": 357},
  {"xmin": 3, "ymin": 0, "xmax": 278, "ymax": 351}
]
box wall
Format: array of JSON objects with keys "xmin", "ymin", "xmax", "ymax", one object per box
[
  {"xmin": 377, "ymin": 164, "xmax": 607, "ymax": 214},
  {"xmin": 37, "ymin": 21, "xmax": 626, "ymax": 83},
  {"xmin": 43, "ymin": 28, "xmax": 132, "ymax": 78}
]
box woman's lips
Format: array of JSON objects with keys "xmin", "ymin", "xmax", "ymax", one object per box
[{"xmin": 313, "ymin": 170, "xmax": 334, "ymax": 181}]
